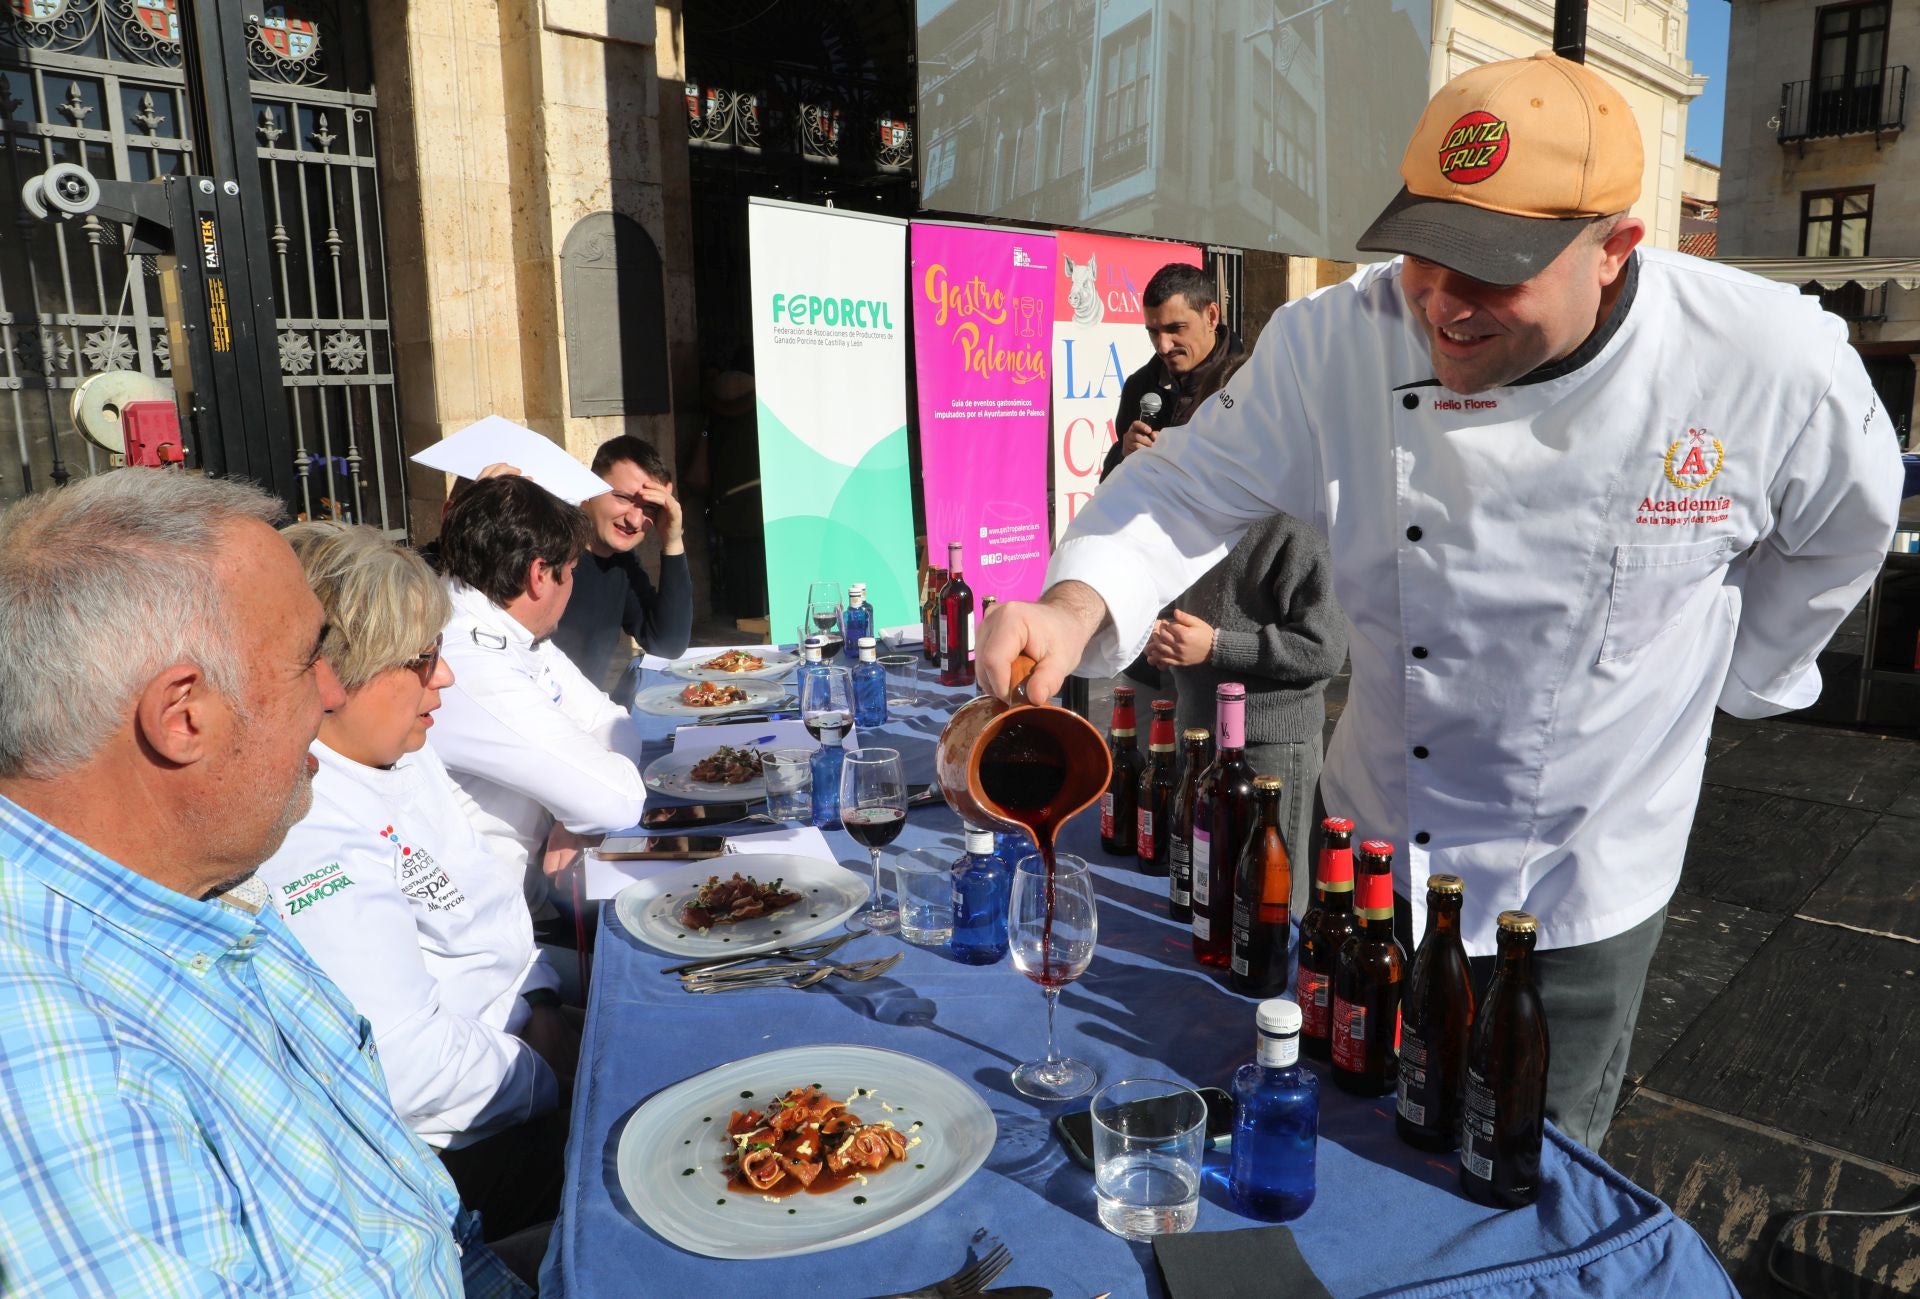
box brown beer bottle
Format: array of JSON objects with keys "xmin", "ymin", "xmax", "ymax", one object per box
[
  {"xmin": 1295, "ymin": 817, "xmax": 1355, "ymax": 1061},
  {"xmin": 1396, "ymin": 875, "xmax": 1475, "ymax": 1151},
  {"xmin": 1167, "ymin": 728, "xmax": 1212, "ymax": 924},
  {"xmin": 1135, "ymin": 701, "xmax": 1178, "ymax": 877},
  {"xmin": 1330, "ymin": 840, "xmax": 1405, "ymax": 1096},
  {"xmin": 1229, "ymin": 777, "xmax": 1292, "ymax": 996},
  {"xmin": 1460, "ymin": 911, "xmax": 1550, "ymax": 1208},
  {"xmin": 1100, "ymin": 687, "xmax": 1144, "ymax": 856}
]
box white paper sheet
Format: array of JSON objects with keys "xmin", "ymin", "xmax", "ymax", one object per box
[
  {"xmin": 669, "ymin": 719, "xmax": 816, "ymax": 760},
  {"xmin": 410, "ymin": 415, "xmax": 611, "ymax": 505}
]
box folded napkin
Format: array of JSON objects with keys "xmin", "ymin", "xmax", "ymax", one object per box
[
  {"xmin": 1153, "ymin": 1225, "xmax": 1334, "ymax": 1299},
  {"xmin": 723, "ymin": 825, "xmax": 836, "ymax": 862}
]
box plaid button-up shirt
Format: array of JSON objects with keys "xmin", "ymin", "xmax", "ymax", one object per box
[{"xmin": 0, "ymin": 794, "xmax": 527, "ymax": 1298}]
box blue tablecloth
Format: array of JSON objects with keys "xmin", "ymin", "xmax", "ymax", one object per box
[{"xmin": 541, "ymin": 671, "xmax": 1735, "ymax": 1298}]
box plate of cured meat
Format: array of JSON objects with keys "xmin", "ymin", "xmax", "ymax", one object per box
[
  {"xmin": 611, "ymin": 855, "xmax": 869, "ymax": 958},
  {"xmin": 632, "ymin": 678, "xmax": 789, "ymax": 718},
  {"xmin": 665, "ymin": 647, "xmax": 800, "ymax": 683},
  {"xmin": 616, "ymin": 1044, "xmax": 995, "ymax": 1259},
  {"xmin": 642, "ymin": 744, "xmax": 773, "ymax": 801}
]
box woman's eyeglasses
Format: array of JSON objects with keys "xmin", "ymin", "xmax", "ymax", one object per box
[{"xmin": 399, "ymin": 634, "xmax": 443, "ymax": 683}]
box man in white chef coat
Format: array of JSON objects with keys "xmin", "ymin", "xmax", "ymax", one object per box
[
  {"xmin": 978, "ymin": 52, "xmax": 1904, "ymax": 1148},
  {"xmin": 430, "ymin": 475, "xmax": 650, "ymax": 941}
]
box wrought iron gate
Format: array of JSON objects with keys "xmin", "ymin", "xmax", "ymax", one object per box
[{"xmin": 0, "ymin": 0, "xmax": 406, "ymax": 535}]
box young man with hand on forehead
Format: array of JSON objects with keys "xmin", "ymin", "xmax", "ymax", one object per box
[
  {"xmin": 979, "ymin": 52, "xmax": 1903, "ymax": 1150},
  {"xmin": 549, "ymin": 435, "xmax": 694, "ymax": 694}
]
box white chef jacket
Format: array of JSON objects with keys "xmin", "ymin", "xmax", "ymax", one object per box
[
  {"xmin": 1051, "ymin": 249, "xmax": 1902, "ymax": 956},
  {"xmin": 430, "ymin": 580, "xmax": 650, "ymax": 912},
  {"xmin": 257, "ymin": 738, "xmax": 562, "ymax": 1150}
]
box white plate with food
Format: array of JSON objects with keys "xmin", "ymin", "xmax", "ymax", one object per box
[
  {"xmin": 643, "ymin": 745, "xmax": 770, "ymax": 801},
  {"xmin": 616, "ymin": 1044, "xmax": 995, "ymax": 1260},
  {"xmin": 611, "ymin": 855, "xmax": 868, "ymax": 958},
  {"xmin": 632, "ymin": 678, "xmax": 790, "ymax": 718},
  {"xmin": 666, "ymin": 647, "xmax": 801, "ymax": 682}
]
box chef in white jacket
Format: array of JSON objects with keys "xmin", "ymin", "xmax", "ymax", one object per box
[
  {"xmin": 980, "ymin": 53, "xmax": 1904, "ymax": 1149},
  {"xmin": 259, "ymin": 522, "xmax": 573, "ymax": 1239},
  {"xmin": 426, "ymin": 474, "xmax": 650, "ymax": 930}
]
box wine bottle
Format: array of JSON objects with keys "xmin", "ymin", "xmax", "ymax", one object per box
[
  {"xmin": 1229, "ymin": 776, "xmax": 1293, "ymax": 996},
  {"xmin": 1167, "ymin": 727, "xmax": 1212, "ymax": 924},
  {"xmin": 922, "ymin": 566, "xmax": 947, "ymax": 665},
  {"xmin": 1099, "ymin": 687, "xmax": 1144, "ymax": 857},
  {"xmin": 1135, "ymin": 700, "xmax": 1177, "ymax": 877},
  {"xmin": 1194, "ymin": 684, "xmax": 1253, "ymax": 969},
  {"xmin": 937, "ymin": 542, "xmax": 975, "ymax": 688}
]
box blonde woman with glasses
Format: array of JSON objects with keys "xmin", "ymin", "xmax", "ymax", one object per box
[{"xmin": 257, "ymin": 521, "xmax": 574, "ymax": 1246}]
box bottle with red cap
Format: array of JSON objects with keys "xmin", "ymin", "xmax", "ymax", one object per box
[
  {"xmin": 1330, "ymin": 839, "xmax": 1406, "ymax": 1096},
  {"xmin": 1135, "ymin": 700, "xmax": 1178, "ymax": 877},
  {"xmin": 1099, "ymin": 687, "xmax": 1144, "ymax": 857},
  {"xmin": 1296, "ymin": 816, "xmax": 1357, "ymax": 1061}
]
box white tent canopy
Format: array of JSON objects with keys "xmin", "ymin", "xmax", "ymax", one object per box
[{"xmin": 1714, "ymin": 256, "xmax": 1920, "ymax": 291}]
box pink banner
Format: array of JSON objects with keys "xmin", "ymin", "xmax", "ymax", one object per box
[
  {"xmin": 1050, "ymin": 232, "xmax": 1202, "ymax": 540},
  {"xmin": 911, "ymin": 223, "xmax": 1055, "ymax": 603}
]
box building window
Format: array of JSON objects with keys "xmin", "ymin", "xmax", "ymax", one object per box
[
  {"xmin": 1809, "ymin": 1, "xmax": 1890, "ymax": 134},
  {"xmin": 925, "ymin": 135, "xmax": 958, "ymax": 193},
  {"xmin": 1813, "ymin": 1, "xmax": 1888, "ymax": 87},
  {"xmin": 1093, "ymin": 17, "xmax": 1153, "ymax": 185},
  {"xmin": 1800, "ymin": 186, "xmax": 1872, "ymax": 256}
]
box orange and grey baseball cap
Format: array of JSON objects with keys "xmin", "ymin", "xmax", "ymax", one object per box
[{"xmin": 1357, "ymin": 52, "xmax": 1643, "ymax": 285}]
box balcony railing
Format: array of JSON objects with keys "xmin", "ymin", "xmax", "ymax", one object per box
[{"xmin": 1778, "ymin": 66, "xmax": 1907, "ymax": 142}]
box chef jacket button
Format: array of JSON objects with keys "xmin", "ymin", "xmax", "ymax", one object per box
[
  {"xmin": 1414, "ymin": 831, "xmax": 1432, "ymax": 845},
  {"xmin": 1411, "ymin": 646, "xmax": 1429, "ymax": 659},
  {"xmin": 1413, "ymin": 745, "xmax": 1430, "ymax": 759},
  {"xmin": 1401, "ymin": 393, "xmax": 1419, "ymax": 410},
  {"xmin": 1406, "ymin": 525, "xmax": 1423, "ymax": 542}
]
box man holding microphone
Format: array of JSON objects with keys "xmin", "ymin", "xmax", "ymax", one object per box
[{"xmin": 979, "ymin": 52, "xmax": 1902, "ymax": 1149}]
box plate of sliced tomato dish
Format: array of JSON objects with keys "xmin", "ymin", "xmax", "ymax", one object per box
[{"xmin": 615, "ymin": 1045, "xmax": 995, "ymax": 1259}]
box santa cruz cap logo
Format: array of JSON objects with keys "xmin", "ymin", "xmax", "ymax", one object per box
[{"xmin": 1437, "ymin": 111, "xmax": 1510, "ymax": 185}]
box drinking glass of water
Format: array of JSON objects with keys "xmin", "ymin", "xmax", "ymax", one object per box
[
  {"xmin": 1090, "ymin": 1078, "xmax": 1207, "ymax": 1240},
  {"xmin": 895, "ymin": 849, "xmax": 956, "ymax": 946}
]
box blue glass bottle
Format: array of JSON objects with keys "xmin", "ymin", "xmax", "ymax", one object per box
[
  {"xmin": 851, "ymin": 636, "xmax": 888, "ymax": 727},
  {"xmin": 1229, "ymin": 998, "xmax": 1319, "ymax": 1222},
  {"xmin": 951, "ymin": 825, "xmax": 1011, "ymax": 964},
  {"xmin": 809, "ymin": 713, "xmax": 846, "ymax": 829},
  {"xmin": 799, "ymin": 634, "xmax": 829, "ymax": 702},
  {"xmin": 841, "ymin": 583, "xmax": 874, "ymax": 661}
]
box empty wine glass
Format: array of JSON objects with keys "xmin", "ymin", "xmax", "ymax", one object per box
[
  {"xmin": 840, "ymin": 747, "xmax": 905, "ymax": 933},
  {"xmin": 798, "ymin": 665, "xmax": 853, "ymax": 742},
  {"xmin": 1009, "ymin": 852, "xmax": 1099, "ymax": 1099}
]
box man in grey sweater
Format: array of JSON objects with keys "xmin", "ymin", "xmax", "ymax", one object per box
[{"xmin": 1143, "ymin": 518, "xmax": 1347, "ymax": 913}]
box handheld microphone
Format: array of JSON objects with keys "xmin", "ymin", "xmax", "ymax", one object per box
[{"xmin": 1137, "ymin": 391, "xmax": 1166, "ymax": 431}]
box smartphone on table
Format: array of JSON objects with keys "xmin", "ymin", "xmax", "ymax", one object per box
[{"xmin": 596, "ymin": 835, "xmax": 727, "ymax": 861}]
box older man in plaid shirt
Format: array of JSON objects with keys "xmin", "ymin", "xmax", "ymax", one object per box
[{"xmin": 0, "ymin": 471, "xmax": 526, "ymax": 1297}]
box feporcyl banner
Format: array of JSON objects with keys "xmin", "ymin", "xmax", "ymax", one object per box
[
  {"xmin": 1049, "ymin": 231, "xmax": 1202, "ymax": 541},
  {"xmin": 909, "ymin": 222, "xmax": 1055, "ymax": 604},
  {"xmin": 748, "ymin": 198, "xmax": 917, "ymax": 642}
]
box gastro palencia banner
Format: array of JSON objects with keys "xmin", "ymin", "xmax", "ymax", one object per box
[
  {"xmin": 1049, "ymin": 231, "xmax": 1202, "ymax": 542},
  {"xmin": 748, "ymin": 199, "xmax": 917, "ymax": 641},
  {"xmin": 909, "ymin": 222, "xmax": 1055, "ymax": 603}
]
